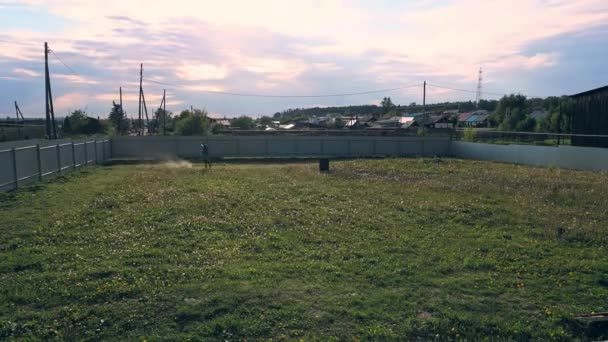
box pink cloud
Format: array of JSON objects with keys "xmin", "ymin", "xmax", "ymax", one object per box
[{"xmin": 13, "ymin": 68, "xmax": 40, "ymax": 77}]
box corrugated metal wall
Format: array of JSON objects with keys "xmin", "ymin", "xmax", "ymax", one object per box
[{"xmin": 572, "ymin": 86, "xmax": 608, "ymax": 147}]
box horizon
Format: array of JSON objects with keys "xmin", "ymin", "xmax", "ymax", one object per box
[{"xmin": 1, "ymin": 0, "xmax": 608, "ymax": 118}]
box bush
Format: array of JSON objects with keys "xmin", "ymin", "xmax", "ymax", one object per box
[
  {"xmin": 175, "ymin": 109, "xmax": 209, "ymax": 136},
  {"xmin": 463, "ymin": 128, "xmax": 476, "ymax": 141}
]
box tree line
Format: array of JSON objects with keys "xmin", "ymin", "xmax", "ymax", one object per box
[{"xmin": 59, "ymin": 93, "xmax": 574, "ymax": 137}]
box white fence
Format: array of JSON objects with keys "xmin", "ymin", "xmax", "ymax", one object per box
[
  {"xmin": 0, "ymin": 139, "xmax": 111, "ymax": 191},
  {"xmin": 111, "ymin": 136, "xmax": 451, "ymax": 159},
  {"xmin": 450, "ymin": 141, "xmax": 608, "ymax": 171}
]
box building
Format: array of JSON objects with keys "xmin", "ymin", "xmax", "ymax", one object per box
[
  {"xmin": 207, "ymin": 113, "xmax": 231, "ymax": 128},
  {"xmin": 279, "ymin": 122, "xmax": 324, "ymax": 130},
  {"xmin": 464, "ymin": 114, "xmax": 489, "ymax": 127},
  {"xmin": 571, "ymin": 85, "xmax": 608, "ymax": 147},
  {"xmin": 458, "ymin": 110, "xmax": 488, "ymax": 127},
  {"xmin": 428, "ymin": 115, "xmax": 454, "ymax": 129},
  {"xmin": 369, "ymin": 117, "xmax": 402, "ymax": 129},
  {"xmin": 529, "ymin": 110, "xmax": 549, "ymax": 121}
]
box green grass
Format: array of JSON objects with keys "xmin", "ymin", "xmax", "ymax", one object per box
[{"xmin": 1, "ymin": 158, "xmax": 608, "ymax": 341}]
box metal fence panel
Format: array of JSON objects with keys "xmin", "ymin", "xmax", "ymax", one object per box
[
  {"xmin": 15, "ymin": 146, "xmax": 39, "ymax": 186},
  {"xmin": 0, "ymin": 138, "xmax": 109, "ymax": 192},
  {"xmin": 0, "ymin": 149, "xmax": 15, "ymax": 190}
]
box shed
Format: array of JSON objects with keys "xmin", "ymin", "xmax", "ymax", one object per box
[{"xmin": 570, "ymin": 85, "xmax": 608, "ymax": 147}]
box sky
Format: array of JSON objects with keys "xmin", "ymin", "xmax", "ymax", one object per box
[{"xmin": 1, "ymin": 0, "xmax": 608, "ymax": 118}]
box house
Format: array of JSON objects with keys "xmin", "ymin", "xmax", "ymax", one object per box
[
  {"xmin": 457, "ymin": 112, "xmax": 475, "ymax": 123},
  {"xmin": 570, "ymin": 85, "xmax": 608, "ymax": 147},
  {"xmin": 207, "ymin": 113, "xmax": 231, "ymax": 127},
  {"xmin": 400, "ymin": 112, "xmax": 427, "ymax": 126},
  {"xmin": 458, "ymin": 110, "xmax": 488, "ymax": 127},
  {"xmin": 308, "ymin": 116, "xmax": 334, "ymax": 126},
  {"xmin": 279, "ymin": 122, "xmax": 325, "ymax": 130},
  {"xmin": 529, "ymin": 110, "xmax": 549, "ymax": 121},
  {"xmin": 464, "ymin": 114, "xmax": 489, "ymax": 127},
  {"xmin": 216, "ymin": 119, "xmax": 231, "ymax": 127},
  {"xmin": 413, "ymin": 114, "xmax": 453, "ymax": 129},
  {"xmin": 428, "ymin": 115, "xmax": 454, "ymax": 129},
  {"xmin": 442, "ymin": 109, "xmax": 460, "ymax": 115},
  {"xmin": 369, "ymin": 117, "xmax": 402, "ymax": 129}
]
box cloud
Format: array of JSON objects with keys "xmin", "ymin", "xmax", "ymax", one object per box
[
  {"xmin": 176, "ymin": 64, "xmax": 228, "ymax": 81},
  {"xmin": 485, "ymin": 53, "xmax": 558, "ymax": 71},
  {"xmin": 54, "ymin": 92, "xmax": 90, "ymax": 113},
  {"xmin": 54, "ymin": 74, "xmax": 99, "ymax": 84},
  {"xmin": 1, "ymin": 0, "xmax": 608, "ymax": 116},
  {"xmin": 182, "ymin": 85, "xmax": 225, "ymax": 92},
  {"xmin": 13, "ymin": 68, "xmax": 40, "ymax": 77}
]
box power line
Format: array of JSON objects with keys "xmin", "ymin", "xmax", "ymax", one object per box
[
  {"xmin": 428, "ymin": 83, "xmax": 506, "ymax": 97},
  {"xmin": 0, "ymin": 38, "xmax": 37, "ymax": 46},
  {"xmin": 428, "ymin": 83, "xmax": 542, "ymax": 99},
  {"xmin": 49, "ymin": 50, "xmax": 79, "ymax": 76},
  {"xmin": 2, "ymin": 38, "xmax": 547, "ymax": 101},
  {"xmin": 146, "ymin": 79, "xmax": 422, "ymax": 98}
]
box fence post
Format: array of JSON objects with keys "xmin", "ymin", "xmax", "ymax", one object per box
[
  {"xmin": 94, "ymin": 140, "xmax": 98, "ymax": 164},
  {"xmin": 11, "ymin": 148, "xmax": 18, "ymax": 190},
  {"xmin": 347, "ymin": 138, "xmax": 352, "ymax": 157},
  {"xmin": 36, "ymin": 144, "xmax": 43, "ymax": 181},
  {"xmin": 372, "ymin": 139, "xmax": 377, "ymax": 156},
  {"xmin": 71, "ymin": 141, "xmax": 76, "ymax": 170},
  {"xmin": 320, "ymin": 137, "xmax": 325, "ymax": 156},
  {"xmin": 294, "ymin": 138, "xmax": 299, "ymax": 156},
  {"xmin": 101, "ymin": 140, "xmax": 105, "ymax": 162},
  {"xmin": 421, "ymin": 139, "xmax": 425, "ymax": 156},
  {"xmin": 56, "ymin": 143, "xmax": 62, "ymax": 175},
  {"xmin": 84, "ymin": 142, "xmax": 88, "ymax": 166}
]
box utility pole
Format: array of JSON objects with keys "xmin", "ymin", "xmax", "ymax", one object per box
[
  {"xmin": 119, "ymin": 86, "xmax": 123, "ymax": 116},
  {"xmin": 557, "ymin": 98, "xmax": 562, "ymax": 145},
  {"xmin": 163, "ymin": 89, "xmax": 166, "ymax": 136},
  {"xmin": 44, "ymin": 42, "xmax": 51, "ymax": 139},
  {"xmin": 138, "ymin": 64, "xmax": 143, "ymax": 136},
  {"xmin": 44, "ymin": 42, "xmax": 57, "ymax": 139},
  {"xmin": 422, "ymin": 81, "xmax": 427, "ymax": 134},
  {"xmin": 423, "ymin": 81, "xmax": 426, "ymax": 114},
  {"xmin": 475, "ymin": 68, "xmax": 483, "ymax": 108},
  {"xmin": 14, "ymin": 101, "xmax": 24, "ymax": 121},
  {"xmin": 141, "ymin": 90, "xmax": 150, "ymax": 135}
]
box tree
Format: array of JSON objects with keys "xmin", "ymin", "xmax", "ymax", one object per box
[
  {"xmin": 175, "ymin": 108, "xmax": 209, "ymax": 136},
  {"xmin": 63, "ymin": 116, "xmax": 71, "ymax": 132},
  {"xmin": 63, "ymin": 110, "xmax": 88, "ymax": 134},
  {"xmin": 381, "ymin": 97, "xmax": 396, "ymax": 116},
  {"xmin": 152, "ymin": 108, "xmax": 173, "ymax": 134},
  {"xmin": 258, "ymin": 116, "xmax": 274, "ymax": 127},
  {"xmin": 62, "ymin": 110, "xmax": 104, "ymax": 135},
  {"xmin": 333, "ymin": 117, "xmax": 345, "ymax": 129},
  {"xmin": 516, "ymin": 117, "xmax": 536, "ymax": 132},
  {"xmin": 230, "ymin": 116, "xmax": 254, "ymax": 129},
  {"xmin": 108, "ymin": 102, "xmax": 127, "ymax": 135}
]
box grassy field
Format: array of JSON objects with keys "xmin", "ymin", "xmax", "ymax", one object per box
[{"xmin": 1, "ymin": 158, "xmax": 607, "ymax": 340}]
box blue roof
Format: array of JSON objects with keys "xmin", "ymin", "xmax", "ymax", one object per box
[
  {"xmin": 466, "ymin": 114, "xmax": 479, "ymax": 122},
  {"xmin": 402, "ymin": 112, "xmax": 423, "ymax": 117}
]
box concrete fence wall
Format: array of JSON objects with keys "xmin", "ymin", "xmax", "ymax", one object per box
[
  {"xmin": 3, "ymin": 136, "xmax": 608, "ymax": 192},
  {"xmin": 450, "ymin": 141, "xmax": 608, "ymax": 171},
  {"xmin": 111, "ymin": 136, "xmax": 451, "ymax": 159},
  {"xmin": 0, "ymin": 138, "xmax": 111, "ymax": 191}
]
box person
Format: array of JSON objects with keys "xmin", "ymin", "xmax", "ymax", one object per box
[{"xmin": 201, "ymin": 142, "xmax": 210, "ymax": 168}]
